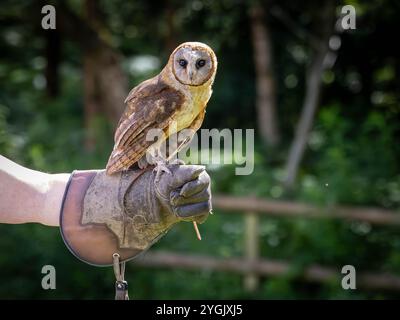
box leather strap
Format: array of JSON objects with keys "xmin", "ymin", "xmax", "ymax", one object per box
[{"xmin": 113, "ymin": 253, "xmax": 129, "ymax": 300}]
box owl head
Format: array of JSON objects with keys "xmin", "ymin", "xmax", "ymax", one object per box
[{"xmin": 169, "ymin": 42, "xmax": 217, "ymax": 87}]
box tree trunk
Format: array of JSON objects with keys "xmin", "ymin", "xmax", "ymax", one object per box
[
  {"xmin": 44, "ymin": 29, "xmax": 60, "ymax": 98},
  {"xmin": 82, "ymin": 0, "xmax": 128, "ymax": 149},
  {"xmin": 164, "ymin": 1, "xmax": 178, "ymax": 53},
  {"xmin": 283, "ymin": 0, "xmax": 335, "ymax": 188},
  {"xmin": 249, "ymin": 3, "xmax": 280, "ymax": 147},
  {"xmin": 283, "ymin": 49, "xmax": 328, "ymax": 188}
]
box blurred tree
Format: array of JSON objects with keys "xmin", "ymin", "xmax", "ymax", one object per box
[
  {"xmin": 249, "ymin": 1, "xmax": 280, "ymax": 147},
  {"xmin": 283, "ymin": 0, "xmax": 336, "ymax": 188},
  {"xmin": 164, "ymin": 0, "xmax": 179, "ymax": 53},
  {"xmin": 55, "ymin": 0, "xmax": 128, "ymax": 148},
  {"xmin": 44, "ymin": 28, "xmax": 60, "ymax": 97}
]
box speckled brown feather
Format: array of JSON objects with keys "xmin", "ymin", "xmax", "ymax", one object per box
[{"xmin": 106, "ymin": 76, "xmax": 185, "ymax": 175}]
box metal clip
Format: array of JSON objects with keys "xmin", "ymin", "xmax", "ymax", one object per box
[{"xmin": 113, "ymin": 253, "xmax": 129, "ymax": 300}]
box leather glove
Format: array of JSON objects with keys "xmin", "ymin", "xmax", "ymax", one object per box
[{"xmin": 60, "ymin": 164, "xmax": 212, "ymax": 266}]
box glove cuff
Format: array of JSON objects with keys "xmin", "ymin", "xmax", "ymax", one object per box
[{"xmin": 59, "ymin": 170, "xmax": 145, "ymax": 266}]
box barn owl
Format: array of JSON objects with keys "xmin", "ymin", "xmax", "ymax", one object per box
[{"xmin": 106, "ymin": 42, "xmax": 218, "ymax": 175}]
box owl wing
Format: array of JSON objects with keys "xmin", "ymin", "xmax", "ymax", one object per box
[{"xmin": 106, "ymin": 76, "xmax": 185, "ymax": 175}]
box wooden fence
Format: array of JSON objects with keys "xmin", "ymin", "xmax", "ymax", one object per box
[{"xmin": 134, "ymin": 194, "xmax": 400, "ymax": 292}]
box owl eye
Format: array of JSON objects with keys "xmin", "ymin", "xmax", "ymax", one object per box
[
  {"xmin": 178, "ymin": 59, "xmax": 188, "ymax": 68},
  {"xmin": 196, "ymin": 59, "xmax": 206, "ymax": 69}
]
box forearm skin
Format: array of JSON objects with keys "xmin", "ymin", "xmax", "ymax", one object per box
[{"xmin": 0, "ymin": 155, "xmax": 69, "ymax": 226}]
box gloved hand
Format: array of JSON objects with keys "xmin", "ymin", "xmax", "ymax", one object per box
[{"xmin": 60, "ymin": 164, "xmax": 212, "ymax": 266}]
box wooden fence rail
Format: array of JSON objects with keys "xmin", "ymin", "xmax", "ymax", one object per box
[
  {"xmin": 213, "ymin": 194, "xmax": 400, "ymax": 225},
  {"xmin": 135, "ymin": 251, "xmax": 400, "ymax": 291},
  {"xmin": 132, "ymin": 195, "xmax": 400, "ymax": 292}
]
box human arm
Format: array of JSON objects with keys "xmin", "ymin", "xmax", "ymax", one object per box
[
  {"xmin": 0, "ymin": 155, "xmax": 69, "ymax": 226},
  {"xmin": 0, "ymin": 155, "xmax": 212, "ymax": 265}
]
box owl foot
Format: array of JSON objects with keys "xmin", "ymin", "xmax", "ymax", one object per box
[
  {"xmin": 138, "ymin": 156, "xmax": 150, "ymax": 170},
  {"xmin": 153, "ymin": 156, "xmax": 171, "ymax": 178},
  {"xmin": 154, "ymin": 162, "xmax": 171, "ymax": 175},
  {"xmin": 169, "ymin": 158, "xmax": 185, "ymax": 166}
]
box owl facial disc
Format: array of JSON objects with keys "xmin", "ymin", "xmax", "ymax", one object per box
[{"xmin": 171, "ymin": 42, "xmax": 216, "ymax": 86}]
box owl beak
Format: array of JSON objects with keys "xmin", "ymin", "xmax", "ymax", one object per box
[{"xmin": 188, "ymin": 70, "xmax": 194, "ymax": 81}]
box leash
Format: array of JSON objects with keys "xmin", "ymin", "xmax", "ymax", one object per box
[{"xmin": 113, "ymin": 253, "xmax": 129, "ymax": 300}]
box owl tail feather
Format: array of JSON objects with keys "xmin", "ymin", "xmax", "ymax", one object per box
[{"xmin": 106, "ymin": 150, "xmax": 135, "ymax": 175}]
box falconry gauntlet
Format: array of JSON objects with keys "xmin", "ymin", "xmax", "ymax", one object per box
[{"xmin": 60, "ymin": 164, "xmax": 211, "ymax": 266}]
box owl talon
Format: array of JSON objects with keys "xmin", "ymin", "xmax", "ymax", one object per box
[
  {"xmin": 138, "ymin": 156, "xmax": 149, "ymax": 170},
  {"xmin": 153, "ymin": 162, "xmax": 171, "ymax": 175},
  {"xmin": 169, "ymin": 159, "xmax": 185, "ymax": 166}
]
